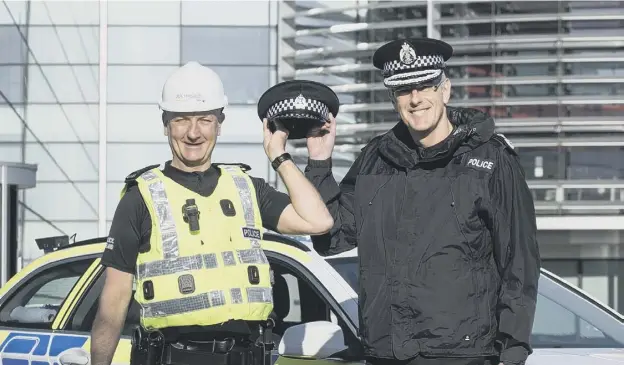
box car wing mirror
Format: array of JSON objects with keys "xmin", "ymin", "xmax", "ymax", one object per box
[
  {"xmin": 278, "ymin": 320, "xmax": 348, "ymax": 360},
  {"xmin": 58, "ymin": 348, "xmax": 90, "ymax": 365}
]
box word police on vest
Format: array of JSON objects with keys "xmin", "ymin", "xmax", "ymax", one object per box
[
  {"xmin": 242, "ymin": 227, "xmax": 262, "ymax": 240},
  {"xmin": 466, "ymin": 157, "xmax": 494, "ymax": 171}
]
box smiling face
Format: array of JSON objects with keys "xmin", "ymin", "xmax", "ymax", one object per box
[
  {"xmin": 393, "ymin": 76, "xmax": 452, "ymax": 137},
  {"xmin": 164, "ymin": 111, "xmax": 222, "ymax": 171}
]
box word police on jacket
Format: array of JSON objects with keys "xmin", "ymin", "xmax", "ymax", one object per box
[{"xmin": 466, "ymin": 158, "xmax": 494, "ymax": 171}]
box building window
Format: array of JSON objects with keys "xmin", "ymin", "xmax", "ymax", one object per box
[
  {"xmin": 27, "ymin": 65, "xmax": 98, "ymax": 103},
  {"xmin": 108, "ymin": 27, "xmax": 180, "ymax": 65},
  {"xmin": 25, "ymin": 26, "xmax": 98, "ymax": 64},
  {"xmin": 181, "ymin": 26, "xmax": 271, "ymax": 66},
  {"xmin": 566, "ymin": 147, "xmax": 624, "ymax": 180},
  {"xmin": 516, "ymin": 147, "xmax": 561, "ymax": 179},
  {"xmin": 0, "ymin": 25, "xmax": 25, "ymax": 63},
  {"xmin": 211, "ymin": 65, "xmax": 271, "ymax": 105},
  {"xmin": 0, "ymin": 65, "xmax": 24, "ymax": 104},
  {"xmin": 107, "ymin": 65, "xmax": 177, "ymax": 104},
  {"xmin": 181, "ymin": 1, "xmax": 271, "ymax": 27}
]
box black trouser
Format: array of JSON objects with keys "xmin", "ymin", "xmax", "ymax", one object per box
[
  {"xmin": 365, "ymin": 356, "xmax": 500, "ymax": 365},
  {"xmin": 131, "ymin": 339, "xmax": 265, "ymax": 365},
  {"xmin": 131, "ymin": 325, "xmax": 272, "ymax": 365}
]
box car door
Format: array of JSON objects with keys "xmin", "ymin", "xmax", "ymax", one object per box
[
  {"xmin": 0, "ymin": 253, "xmax": 100, "ymax": 365},
  {"xmin": 265, "ymin": 250, "xmax": 364, "ymax": 365}
]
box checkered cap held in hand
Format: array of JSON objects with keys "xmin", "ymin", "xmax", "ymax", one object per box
[
  {"xmin": 257, "ymin": 80, "xmax": 339, "ymax": 140},
  {"xmin": 372, "ymin": 38, "xmax": 453, "ymax": 89}
]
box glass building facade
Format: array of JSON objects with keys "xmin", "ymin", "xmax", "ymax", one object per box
[
  {"xmin": 0, "ymin": 0, "xmax": 279, "ymax": 265},
  {"xmin": 278, "ymin": 1, "xmax": 624, "ymax": 311}
]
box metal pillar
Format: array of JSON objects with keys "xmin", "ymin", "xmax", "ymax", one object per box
[
  {"xmin": 98, "ymin": 0, "xmax": 108, "ymax": 237},
  {"xmin": 0, "ymin": 162, "xmax": 37, "ymax": 286},
  {"xmin": 426, "ymin": 0, "xmax": 441, "ymax": 39}
]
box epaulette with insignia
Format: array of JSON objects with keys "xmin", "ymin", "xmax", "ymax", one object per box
[
  {"xmin": 125, "ymin": 164, "xmax": 161, "ymax": 184},
  {"xmin": 491, "ymin": 133, "xmax": 517, "ymax": 156},
  {"xmin": 214, "ymin": 163, "xmax": 252, "ymax": 172}
]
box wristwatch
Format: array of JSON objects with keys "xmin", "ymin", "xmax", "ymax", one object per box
[{"xmin": 271, "ymin": 153, "xmax": 293, "ymax": 171}]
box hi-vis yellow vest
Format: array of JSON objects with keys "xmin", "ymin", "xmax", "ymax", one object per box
[{"xmin": 122, "ymin": 164, "xmax": 274, "ymax": 330}]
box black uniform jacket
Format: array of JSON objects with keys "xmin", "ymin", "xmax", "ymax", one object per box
[{"xmin": 304, "ymin": 107, "xmax": 540, "ymax": 362}]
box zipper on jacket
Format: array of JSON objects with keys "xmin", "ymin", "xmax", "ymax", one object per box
[
  {"xmin": 446, "ymin": 176, "xmax": 471, "ymax": 253},
  {"xmin": 368, "ymin": 176, "xmax": 391, "ymax": 205}
]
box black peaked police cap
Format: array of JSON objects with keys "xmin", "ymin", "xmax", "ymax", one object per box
[
  {"xmin": 257, "ymin": 80, "xmax": 340, "ymax": 140},
  {"xmin": 372, "ymin": 37, "xmax": 453, "ymax": 89}
]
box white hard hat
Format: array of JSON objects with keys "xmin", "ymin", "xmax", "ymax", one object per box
[{"xmin": 159, "ymin": 61, "xmax": 228, "ymax": 113}]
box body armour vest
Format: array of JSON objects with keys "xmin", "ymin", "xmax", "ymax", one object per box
[{"xmin": 125, "ymin": 164, "xmax": 274, "ymax": 330}]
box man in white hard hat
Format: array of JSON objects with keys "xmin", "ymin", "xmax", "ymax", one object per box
[{"xmin": 90, "ymin": 62, "xmax": 334, "ymax": 365}]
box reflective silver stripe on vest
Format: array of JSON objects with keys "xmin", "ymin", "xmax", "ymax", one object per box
[
  {"xmin": 230, "ymin": 288, "xmax": 243, "ymax": 304},
  {"xmin": 142, "ymin": 287, "xmax": 271, "ymax": 318},
  {"xmin": 247, "ymin": 287, "xmax": 273, "ymax": 303},
  {"xmin": 222, "ymin": 251, "xmax": 236, "ymax": 266},
  {"xmin": 137, "ymin": 254, "xmax": 219, "ymax": 279},
  {"xmin": 237, "ymin": 248, "xmax": 268, "ymax": 265},
  {"xmin": 136, "ymin": 248, "xmax": 268, "ymax": 280},
  {"xmin": 142, "ymin": 170, "xmax": 158, "ymax": 181},
  {"xmin": 144, "ymin": 177, "xmax": 179, "ymax": 259},
  {"xmin": 203, "ymin": 253, "xmax": 218, "ymax": 269},
  {"xmin": 142, "ymin": 290, "xmax": 225, "ymax": 318},
  {"xmin": 221, "ymin": 166, "xmax": 261, "ymax": 248},
  {"xmin": 138, "ymin": 255, "xmax": 202, "ymax": 279}
]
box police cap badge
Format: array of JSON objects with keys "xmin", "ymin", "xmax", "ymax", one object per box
[
  {"xmin": 257, "ymin": 80, "xmax": 340, "ymax": 140},
  {"xmin": 372, "ymin": 37, "xmax": 453, "ymax": 90}
]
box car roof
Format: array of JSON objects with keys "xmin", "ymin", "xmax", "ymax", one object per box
[{"xmin": 26, "ymin": 232, "xmax": 315, "ymax": 263}]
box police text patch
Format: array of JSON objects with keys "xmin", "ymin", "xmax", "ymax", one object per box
[
  {"xmin": 242, "ymin": 227, "xmax": 262, "ymax": 240},
  {"xmin": 465, "ymin": 157, "xmax": 494, "ymax": 172}
]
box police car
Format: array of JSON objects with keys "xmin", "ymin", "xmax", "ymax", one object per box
[
  {"xmin": 0, "ymin": 233, "xmax": 360, "ymax": 365},
  {"xmin": 0, "ymin": 234, "xmax": 623, "ymax": 365}
]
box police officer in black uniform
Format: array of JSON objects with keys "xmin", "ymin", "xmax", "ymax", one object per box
[{"xmin": 303, "ymin": 38, "xmax": 541, "ymax": 365}]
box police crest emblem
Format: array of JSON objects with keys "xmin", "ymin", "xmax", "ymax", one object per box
[
  {"xmin": 399, "ymin": 42, "xmax": 417, "ymax": 65},
  {"xmin": 293, "ymin": 94, "xmax": 307, "ymax": 109}
]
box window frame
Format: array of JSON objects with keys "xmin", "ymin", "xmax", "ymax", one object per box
[
  {"xmin": 0, "ymin": 254, "xmax": 99, "ymax": 330},
  {"xmin": 268, "ymin": 255, "xmax": 334, "ymax": 328},
  {"xmin": 64, "ymin": 263, "xmax": 139, "ymax": 338},
  {"xmin": 264, "ymin": 251, "xmax": 359, "ymax": 336},
  {"xmin": 533, "ymin": 274, "xmax": 624, "ymax": 348}
]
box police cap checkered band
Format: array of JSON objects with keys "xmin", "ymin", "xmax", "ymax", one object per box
[
  {"xmin": 383, "ymin": 54, "xmax": 445, "ymax": 74},
  {"xmin": 257, "ymin": 79, "xmax": 339, "ymax": 122},
  {"xmin": 265, "ymin": 96, "xmax": 330, "ymax": 121}
]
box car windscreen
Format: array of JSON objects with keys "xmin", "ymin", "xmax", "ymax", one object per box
[
  {"xmin": 326, "ymin": 257, "xmax": 359, "ymax": 292},
  {"xmin": 326, "ymin": 256, "xmax": 624, "ymax": 349}
]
